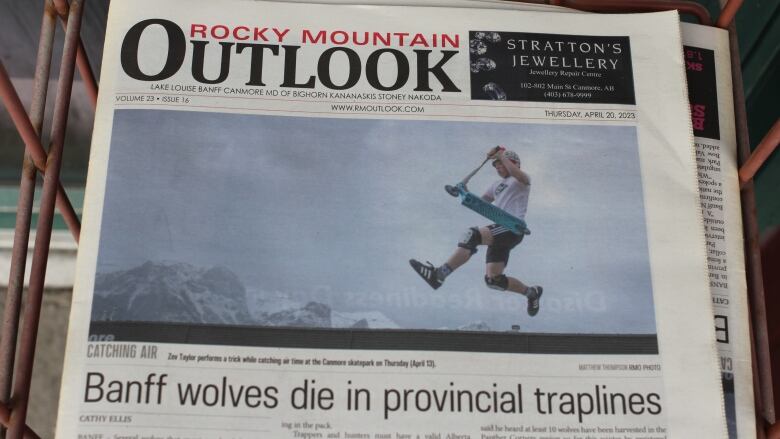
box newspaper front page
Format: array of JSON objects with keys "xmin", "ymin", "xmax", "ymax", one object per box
[{"xmin": 56, "ymin": 1, "xmax": 726, "ymax": 437}]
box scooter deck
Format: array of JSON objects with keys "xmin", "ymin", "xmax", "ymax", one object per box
[{"xmin": 453, "ymin": 184, "xmax": 530, "ymax": 235}]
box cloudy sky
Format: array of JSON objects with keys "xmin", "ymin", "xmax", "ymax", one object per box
[{"xmin": 96, "ymin": 109, "xmax": 655, "ymax": 334}]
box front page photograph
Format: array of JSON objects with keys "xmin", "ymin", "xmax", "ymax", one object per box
[{"xmin": 91, "ymin": 111, "xmax": 655, "ymax": 352}]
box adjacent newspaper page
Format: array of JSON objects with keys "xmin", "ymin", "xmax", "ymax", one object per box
[
  {"xmin": 56, "ymin": 1, "xmax": 726, "ymax": 437},
  {"xmin": 680, "ymin": 22, "xmax": 755, "ymax": 439}
]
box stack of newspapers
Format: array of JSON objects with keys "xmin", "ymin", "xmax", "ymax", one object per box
[{"xmin": 56, "ymin": 0, "xmax": 753, "ymax": 438}]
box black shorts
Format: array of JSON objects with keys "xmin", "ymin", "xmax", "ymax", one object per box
[{"xmin": 485, "ymin": 224, "xmax": 524, "ymax": 264}]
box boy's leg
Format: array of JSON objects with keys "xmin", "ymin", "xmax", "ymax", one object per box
[
  {"xmin": 444, "ymin": 227, "xmax": 494, "ymax": 271},
  {"xmin": 486, "ymin": 262, "xmax": 528, "ymax": 293},
  {"xmin": 483, "ymin": 229, "xmax": 543, "ymax": 316},
  {"xmin": 409, "ymin": 226, "xmax": 493, "ymax": 289},
  {"xmin": 485, "ymin": 262, "xmax": 542, "ymax": 316}
]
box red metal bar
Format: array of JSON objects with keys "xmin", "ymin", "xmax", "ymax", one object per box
[
  {"xmin": 0, "ymin": 66, "xmax": 47, "ymax": 173},
  {"xmin": 726, "ymin": 20, "xmax": 776, "ymax": 423},
  {"xmin": 0, "ymin": 63, "xmax": 81, "ymax": 241},
  {"xmin": 0, "ymin": 403, "xmax": 41, "ymax": 439},
  {"xmin": 717, "ymin": 0, "xmax": 743, "ymax": 29},
  {"xmin": 0, "ymin": 166, "xmax": 36, "ymax": 438},
  {"xmin": 548, "ymin": 0, "xmax": 712, "ymax": 24},
  {"xmin": 7, "ymin": 1, "xmax": 85, "ymax": 437},
  {"xmin": 53, "ymin": 0, "xmax": 98, "ymax": 106},
  {"xmin": 57, "ymin": 184, "xmax": 81, "ymax": 241},
  {"xmin": 770, "ymin": 421, "xmax": 780, "ymax": 439},
  {"xmin": 740, "ymin": 119, "xmax": 780, "ymax": 188},
  {"xmin": 0, "ymin": 0, "xmax": 58, "ymax": 421},
  {"xmin": 76, "ymin": 41, "xmax": 98, "ymax": 106}
]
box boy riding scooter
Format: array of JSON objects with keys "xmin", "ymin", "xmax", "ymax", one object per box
[{"xmin": 410, "ymin": 146, "xmax": 542, "ymax": 316}]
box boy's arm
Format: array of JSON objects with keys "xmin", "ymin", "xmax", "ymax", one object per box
[
  {"xmin": 497, "ymin": 152, "xmax": 531, "ymax": 185},
  {"xmin": 482, "ymin": 181, "xmax": 495, "ymax": 202}
]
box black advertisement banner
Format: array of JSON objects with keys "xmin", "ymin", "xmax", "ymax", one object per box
[{"xmin": 469, "ymin": 31, "xmax": 635, "ymax": 105}]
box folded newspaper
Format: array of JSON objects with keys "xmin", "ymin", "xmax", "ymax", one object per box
[{"xmin": 57, "ymin": 0, "xmax": 729, "ymax": 437}]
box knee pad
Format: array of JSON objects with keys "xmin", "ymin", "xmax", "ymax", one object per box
[
  {"xmin": 485, "ymin": 274, "xmax": 508, "ymax": 291},
  {"xmin": 458, "ymin": 227, "xmax": 481, "ymax": 255}
]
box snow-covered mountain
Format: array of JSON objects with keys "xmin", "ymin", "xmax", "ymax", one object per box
[
  {"xmin": 251, "ymin": 300, "xmax": 401, "ymax": 329},
  {"xmin": 92, "ymin": 261, "xmax": 253, "ymax": 325},
  {"xmin": 92, "ymin": 261, "xmax": 402, "ymax": 330},
  {"xmin": 249, "ymin": 290, "xmax": 306, "ymax": 314},
  {"xmin": 331, "ymin": 310, "xmax": 401, "ymax": 329},
  {"xmin": 247, "ymin": 288, "xmax": 401, "ymax": 329},
  {"xmin": 457, "ymin": 321, "xmax": 493, "ymax": 331},
  {"xmin": 257, "ymin": 302, "xmax": 331, "ymax": 328}
]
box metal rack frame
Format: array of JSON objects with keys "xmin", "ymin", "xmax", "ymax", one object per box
[{"xmin": 0, "ymin": 0, "xmax": 776, "ymax": 437}]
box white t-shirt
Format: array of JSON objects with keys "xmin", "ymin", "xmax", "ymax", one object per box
[{"xmin": 486, "ymin": 175, "xmax": 531, "ymax": 220}]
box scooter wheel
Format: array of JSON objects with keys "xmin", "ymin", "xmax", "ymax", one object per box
[{"xmin": 444, "ymin": 185, "xmax": 460, "ymax": 197}]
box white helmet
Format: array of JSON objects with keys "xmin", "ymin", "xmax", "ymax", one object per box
[{"xmin": 494, "ymin": 149, "xmax": 520, "ymax": 165}]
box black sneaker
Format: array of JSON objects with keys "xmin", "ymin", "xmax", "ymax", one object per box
[
  {"xmin": 526, "ymin": 286, "xmax": 543, "ymax": 316},
  {"xmin": 409, "ymin": 259, "xmax": 442, "ymax": 290}
]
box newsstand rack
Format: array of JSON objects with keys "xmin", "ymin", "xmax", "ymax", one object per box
[{"xmin": 0, "ymin": 0, "xmax": 777, "ymax": 437}]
